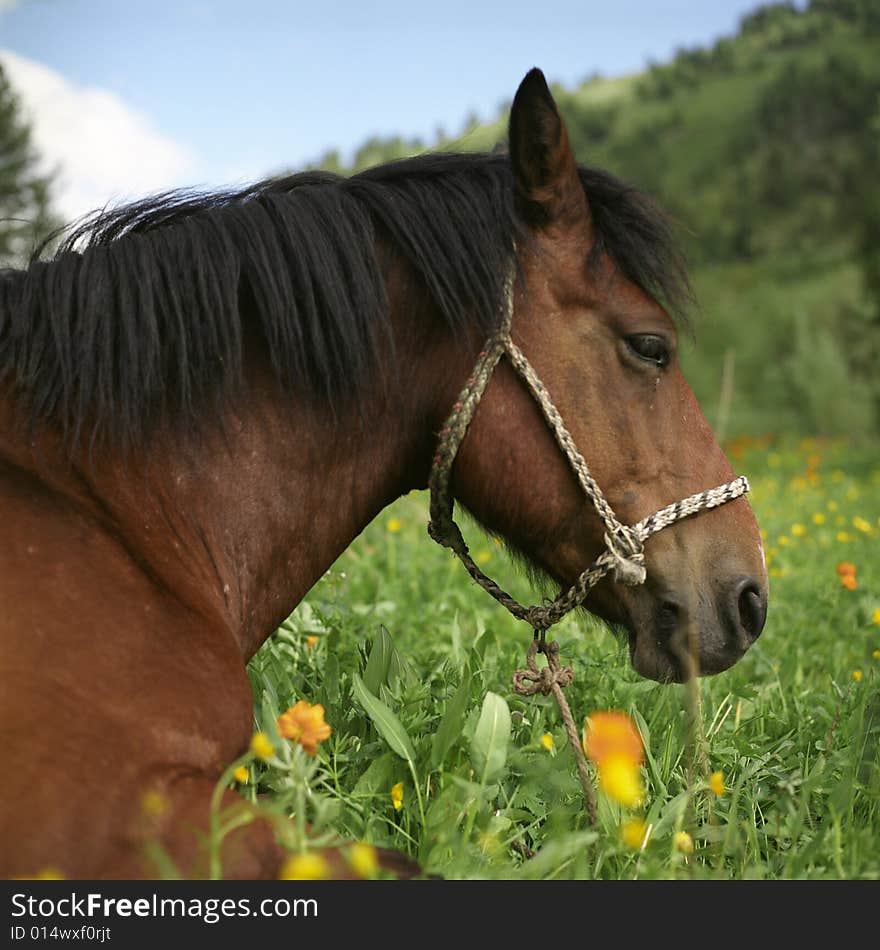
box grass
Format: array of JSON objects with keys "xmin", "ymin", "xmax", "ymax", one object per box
[{"xmin": 236, "ymin": 435, "xmax": 879, "ymax": 880}]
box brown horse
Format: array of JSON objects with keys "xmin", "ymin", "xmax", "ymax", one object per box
[{"xmin": 0, "ymin": 68, "xmax": 767, "ymax": 879}]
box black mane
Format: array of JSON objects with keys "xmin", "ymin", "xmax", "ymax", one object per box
[{"xmin": 0, "ymin": 151, "xmax": 690, "ymax": 450}]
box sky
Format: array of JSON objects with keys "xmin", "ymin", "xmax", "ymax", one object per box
[{"xmin": 1, "ymin": 0, "xmax": 780, "ymax": 225}]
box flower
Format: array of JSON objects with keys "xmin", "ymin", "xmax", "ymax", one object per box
[
  {"xmin": 476, "ymin": 549, "xmax": 491, "ymax": 565},
  {"xmin": 583, "ymin": 711, "xmax": 644, "ymax": 766},
  {"xmin": 873, "ymin": 649, "xmax": 880, "ymax": 661},
  {"xmin": 13, "ymin": 867, "xmax": 66, "ymax": 880},
  {"xmin": 709, "ymin": 770, "xmax": 726, "ymax": 796},
  {"xmin": 584, "ymin": 711, "xmax": 646, "ymax": 809},
  {"xmin": 812, "ymin": 512, "xmax": 826, "ymax": 525},
  {"xmin": 841, "ymin": 574, "xmax": 858, "ymax": 591},
  {"xmin": 249, "ymin": 731, "xmax": 275, "ymax": 761},
  {"xmin": 852, "ymin": 670, "xmax": 863, "ymax": 682},
  {"xmin": 873, "ymin": 609, "xmax": 880, "ymax": 627},
  {"xmin": 277, "ymin": 700, "xmax": 332, "ymax": 756},
  {"xmin": 306, "ymin": 636, "xmax": 319, "ymax": 650},
  {"xmin": 673, "ymin": 831, "xmax": 694, "ymax": 855},
  {"xmin": 620, "ymin": 818, "xmax": 649, "ymax": 850},
  {"xmin": 598, "ymin": 753, "xmax": 645, "ymax": 808},
  {"xmin": 791, "ymin": 523, "xmax": 806, "ymax": 537},
  {"xmin": 141, "ymin": 789, "xmax": 168, "ymax": 817},
  {"xmin": 853, "ymin": 516, "xmax": 872, "ymax": 534},
  {"xmin": 278, "ymin": 852, "xmax": 331, "ymax": 880},
  {"xmin": 837, "ymin": 562, "xmax": 857, "ymax": 577},
  {"xmin": 233, "ymin": 766, "xmax": 249, "ymax": 784},
  {"xmin": 391, "ymin": 782, "xmax": 404, "ymax": 811},
  {"xmin": 540, "ymin": 733, "xmax": 554, "ymax": 752},
  {"xmin": 386, "ymin": 517, "xmax": 402, "ymax": 533},
  {"xmin": 837, "ymin": 531, "xmax": 852, "ymax": 543},
  {"xmin": 347, "ymin": 842, "xmax": 379, "ymax": 879}
]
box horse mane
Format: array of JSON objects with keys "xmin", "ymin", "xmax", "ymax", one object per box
[{"xmin": 0, "ymin": 151, "xmax": 691, "ymax": 451}]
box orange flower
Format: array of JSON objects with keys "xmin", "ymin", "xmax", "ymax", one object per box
[
  {"xmin": 840, "ymin": 574, "xmax": 858, "ymax": 591},
  {"xmin": 277, "ymin": 700, "xmax": 332, "ymax": 756},
  {"xmin": 583, "ymin": 711, "xmax": 644, "ymax": 766},
  {"xmin": 836, "ymin": 562, "xmax": 857, "ymax": 577},
  {"xmin": 306, "ymin": 636, "xmax": 319, "ymax": 650}
]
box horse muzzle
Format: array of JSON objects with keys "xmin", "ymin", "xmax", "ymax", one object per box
[{"xmin": 622, "ymin": 566, "xmax": 768, "ymax": 683}]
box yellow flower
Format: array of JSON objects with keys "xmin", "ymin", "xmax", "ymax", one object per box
[
  {"xmin": 853, "ymin": 516, "xmax": 873, "ymax": 534},
  {"xmin": 673, "ymin": 831, "xmax": 694, "ymax": 855},
  {"xmin": 709, "ymin": 770, "xmax": 726, "ymax": 796},
  {"xmin": 233, "ymin": 766, "xmax": 249, "ymax": 784},
  {"xmin": 812, "ymin": 512, "xmax": 826, "ymax": 525},
  {"xmin": 391, "ymin": 782, "xmax": 404, "ymax": 811},
  {"xmin": 476, "ymin": 549, "xmax": 491, "ymax": 565},
  {"xmin": 278, "ymin": 852, "xmax": 331, "ymax": 880},
  {"xmin": 540, "ymin": 733, "xmax": 554, "ymax": 752},
  {"xmin": 306, "ymin": 635, "xmax": 319, "ymax": 650},
  {"xmin": 873, "ymin": 609, "xmax": 880, "ymax": 626},
  {"xmin": 249, "ymin": 731, "xmax": 275, "ymax": 761},
  {"xmin": 778, "ymin": 535, "xmax": 790, "ymax": 547},
  {"xmin": 141, "ymin": 789, "xmax": 168, "ymax": 818},
  {"xmin": 791, "ymin": 523, "xmax": 806, "ymax": 537},
  {"xmin": 598, "ymin": 753, "xmax": 645, "ymax": 809},
  {"xmin": 620, "ymin": 818, "xmax": 649, "ymax": 850},
  {"xmin": 872, "ymin": 649, "xmax": 880, "ymax": 661},
  {"xmin": 837, "ymin": 531, "xmax": 852, "ymax": 543},
  {"xmin": 387, "ymin": 517, "xmax": 402, "ymax": 533},
  {"xmin": 852, "ymin": 670, "xmax": 863, "ymax": 682},
  {"xmin": 583, "ymin": 711, "xmax": 644, "ymax": 766},
  {"xmin": 277, "ymin": 700, "xmax": 332, "ymax": 756},
  {"xmin": 13, "ymin": 867, "xmax": 66, "ymax": 880},
  {"xmin": 346, "ymin": 843, "xmax": 379, "ymax": 879},
  {"xmin": 827, "ymin": 500, "xmax": 839, "ymax": 511}
]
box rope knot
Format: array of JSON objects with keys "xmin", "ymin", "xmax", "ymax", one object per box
[
  {"xmin": 512, "ymin": 639, "xmax": 574, "ymax": 697},
  {"xmin": 604, "ymin": 527, "xmax": 646, "ymax": 587}
]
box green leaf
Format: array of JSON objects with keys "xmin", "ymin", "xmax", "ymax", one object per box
[
  {"xmin": 470, "ymin": 691, "xmax": 511, "ymax": 785},
  {"xmin": 352, "ymin": 673, "xmax": 417, "ymax": 766},
  {"xmin": 516, "ymin": 831, "xmax": 598, "ymax": 880},
  {"xmin": 632, "ymin": 707, "xmax": 667, "ymax": 799},
  {"xmin": 352, "ymin": 752, "xmax": 397, "ymax": 801},
  {"xmin": 363, "ymin": 625, "xmax": 394, "ymax": 694},
  {"xmin": 431, "ymin": 671, "xmax": 473, "ymax": 769}
]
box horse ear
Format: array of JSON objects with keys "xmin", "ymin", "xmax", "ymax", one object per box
[{"xmin": 508, "ymin": 68, "xmax": 588, "ymax": 231}]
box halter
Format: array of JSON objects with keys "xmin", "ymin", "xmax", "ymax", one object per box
[{"xmin": 427, "ymin": 264, "xmax": 749, "ymax": 638}]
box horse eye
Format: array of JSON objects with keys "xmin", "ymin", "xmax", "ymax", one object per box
[{"xmin": 627, "ymin": 334, "xmax": 670, "ymax": 368}]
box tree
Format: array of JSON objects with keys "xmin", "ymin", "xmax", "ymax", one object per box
[{"xmin": 0, "ymin": 60, "xmax": 57, "ymax": 265}]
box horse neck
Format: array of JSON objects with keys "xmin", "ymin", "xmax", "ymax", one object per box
[{"xmin": 29, "ymin": 268, "xmax": 463, "ymax": 662}]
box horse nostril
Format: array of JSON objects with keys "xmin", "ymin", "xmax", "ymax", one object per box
[
  {"xmin": 656, "ymin": 600, "xmax": 680, "ymax": 637},
  {"xmin": 736, "ymin": 579, "xmax": 767, "ymax": 641}
]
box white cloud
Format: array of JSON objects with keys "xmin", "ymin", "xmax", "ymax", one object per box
[{"xmin": 0, "ymin": 49, "xmax": 198, "ymax": 225}]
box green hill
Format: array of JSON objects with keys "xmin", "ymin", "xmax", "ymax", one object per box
[{"xmin": 311, "ymin": 0, "xmax": 880, "ymax": 439}]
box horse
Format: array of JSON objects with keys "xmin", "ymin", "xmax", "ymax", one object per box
[{"xmin": 0, "ymin": 68, "xmax": 767, "ymax": 880}]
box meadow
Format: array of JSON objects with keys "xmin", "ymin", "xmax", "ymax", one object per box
[{"xmin": 236, "ymin": 436, "xmax": 880, "ymax": 880}]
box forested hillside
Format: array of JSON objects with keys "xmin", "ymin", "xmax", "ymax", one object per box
[{"xmin": 312, "ymin": 0, "xmax": 880, "ymax": 438}]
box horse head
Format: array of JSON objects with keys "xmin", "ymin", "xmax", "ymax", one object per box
[{"xmin": 448, "ymin": 69, "xmax": 768, "ymax": 682}]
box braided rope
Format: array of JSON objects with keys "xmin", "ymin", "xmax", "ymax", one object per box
[{"xmin": 427, "ymin": 263, "xmax": 750, "ymax": 636}]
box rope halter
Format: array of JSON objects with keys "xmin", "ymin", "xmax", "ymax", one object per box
[{"xmin": 427, "ymin": 263, "xmax": 750, "ymax": 637}]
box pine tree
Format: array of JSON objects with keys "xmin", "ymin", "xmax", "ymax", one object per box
[{"xmin": 0, "ymin": 60, "xmax": 57, "ymax": 265}]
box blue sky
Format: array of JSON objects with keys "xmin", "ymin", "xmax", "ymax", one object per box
[{"xmin": 1, "ymin": 0, "xmax": 780, "ymax": 222}]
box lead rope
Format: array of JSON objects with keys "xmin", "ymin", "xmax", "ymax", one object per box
[{"xmin": 427, "ymin": 262, "xmax": 750, "ymax": 823}]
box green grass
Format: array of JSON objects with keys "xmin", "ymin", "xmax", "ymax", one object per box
[{"xmin": 235, "ymin": 436, "xmax": 880, "ymax": 880}]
